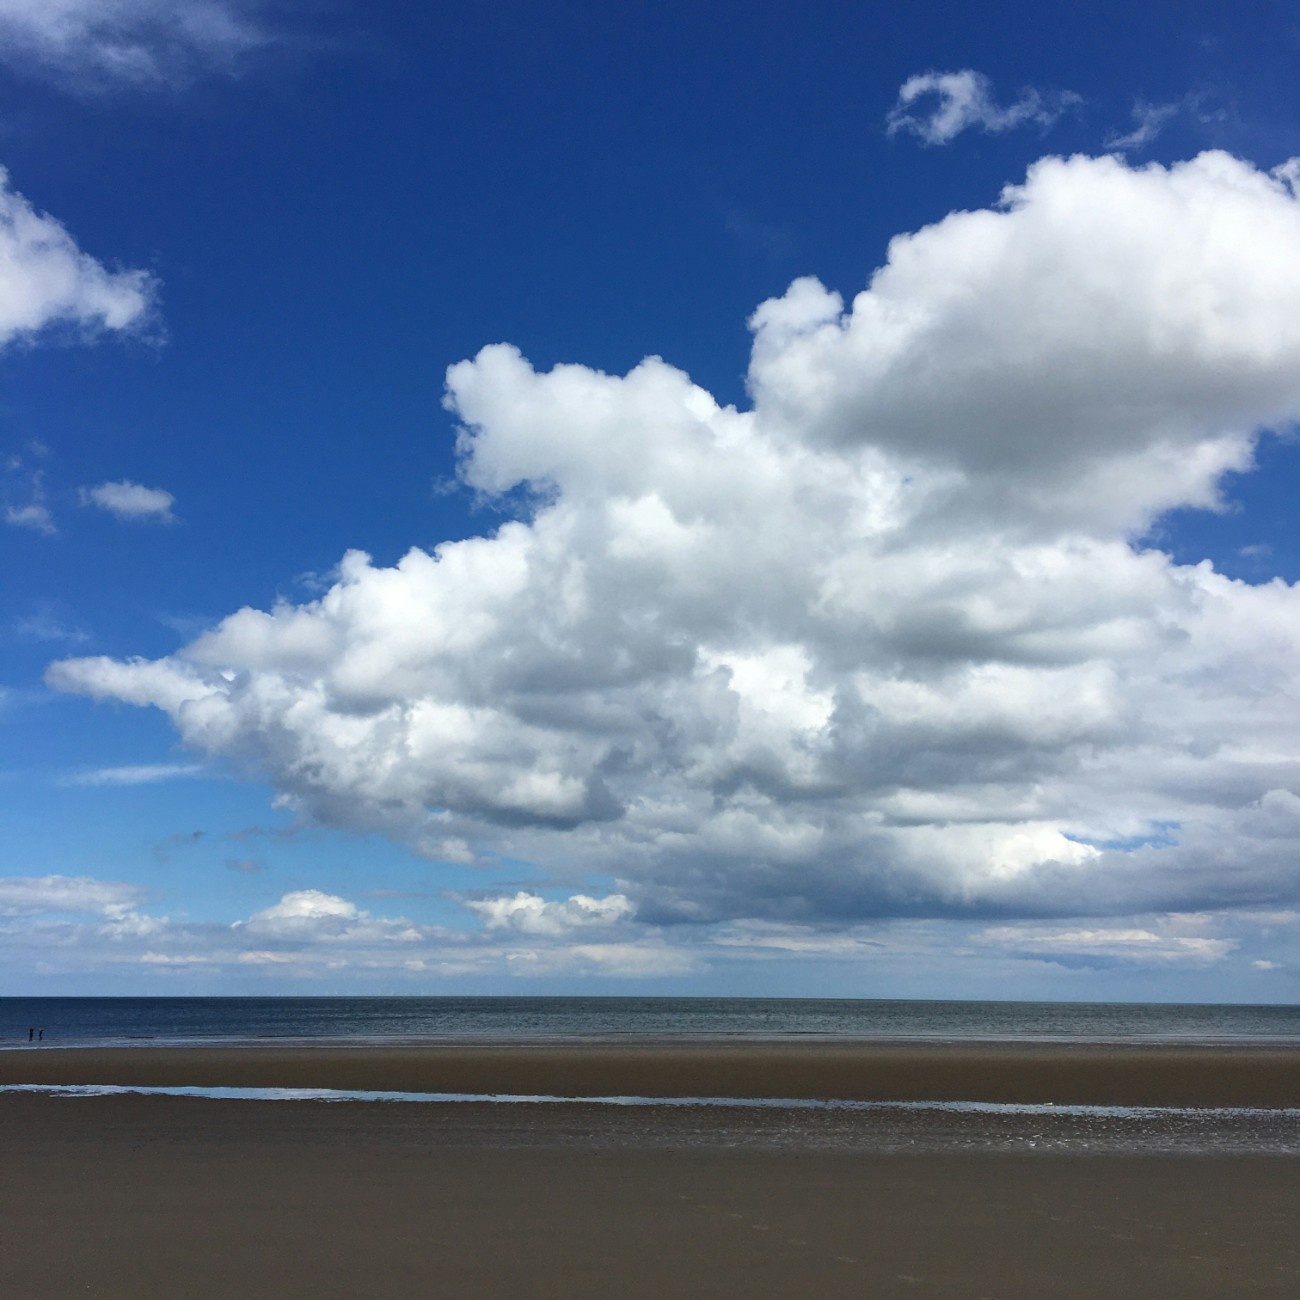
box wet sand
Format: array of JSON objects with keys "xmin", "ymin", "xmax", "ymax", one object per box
[
  {"xmin": 3, "ymin": 1038, "xmax": 1300, "ymax": 1106},
  {"xmin": 2, "ymin": 1043, "xmax": 1298, "ymax": 1296},
  {"xmin": 1, "ymin": 1092, "xmax": 1298, "ymax": 1298}
]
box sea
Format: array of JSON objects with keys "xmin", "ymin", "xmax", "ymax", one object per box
[{"xmin": 3, "ymin": 995, "xmax": 1299, "ymax": 1049}]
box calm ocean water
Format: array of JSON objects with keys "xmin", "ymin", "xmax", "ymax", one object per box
[{"xmin": 2, "ymin": 996, "xmax": 1298, "ymax": 1048}]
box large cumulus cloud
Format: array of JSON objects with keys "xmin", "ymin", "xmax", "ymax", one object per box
[{"xmin": 49, "ymin": 152, "xmax": 1300, "ymax": 928}]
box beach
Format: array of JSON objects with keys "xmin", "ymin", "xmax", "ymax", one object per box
[{"xmin": 2, "ymin": 1041, "xmax": 1298, "ymax": 1297}]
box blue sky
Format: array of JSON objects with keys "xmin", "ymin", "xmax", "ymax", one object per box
[{"xmin": 3, "ymin": 0, "xmax": 1300, "ymax": 999}]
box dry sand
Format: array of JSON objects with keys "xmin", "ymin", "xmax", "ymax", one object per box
[{"xmin": 2, "ymin": 1043, "xmax": 1298, "ymax": 1297}]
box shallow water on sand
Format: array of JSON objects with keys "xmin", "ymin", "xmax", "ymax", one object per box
[{"xmin": 6, "ymin": 1082, "xmax": 1300, "ymax": 1155}]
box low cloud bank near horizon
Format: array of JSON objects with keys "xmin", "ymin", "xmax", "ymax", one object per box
[
  {"xmin": 2, "ymin": 874, "xmax": 1293, "ymax": 987},
  {"xmin": 48, "ymin": 151, "xmax": 1300, "ymax": 946}
]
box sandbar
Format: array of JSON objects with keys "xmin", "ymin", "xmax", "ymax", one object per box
[{"xmin": 3, "ymin": 1039, "xmax": 1299, "ymax": 1107}]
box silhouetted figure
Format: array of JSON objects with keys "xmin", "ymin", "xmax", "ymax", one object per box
[
  {"xmin": 37, "ymin": 1027, "xmax": 43, "ymax": 1042},
  {"xmin": 27, "ymin": 1027, "xmax": 33, "ymax": 1042}
]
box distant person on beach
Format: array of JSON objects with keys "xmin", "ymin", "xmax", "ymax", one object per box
[
  {"xmin": 38, "ymin": 1028, "xmax": 43, "ymax": 1042},
  {"xmin": 28, "ymin": 1027, "xmax": 32, "ymax": 1041}
]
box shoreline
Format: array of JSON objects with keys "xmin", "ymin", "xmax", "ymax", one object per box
[
  {"xmin": 3, "ymin": 1039, "xmax": 1299, "ymax": 1108},
  {"xmin": 8, "ymin": 1029, "xmax": 1300, "ymax": 1047}
]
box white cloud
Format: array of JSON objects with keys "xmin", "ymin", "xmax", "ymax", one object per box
[
  {"xmin": 247, "ymin": 889, "xmax": 359, "ymax": 924},
  {"xmin": 0, "ymin": 0, "xmax": 270, "ymax": 88},
  {"xmin": 1106, "ymin": 100, "xmax": 1180, "ymax": 153},
  {"xmin": 0, "ymin": 874, "xmax": 146, "ymax": 917},
  {"xmin": 503, "ymin": 939, "xmax": 700, "ymax": 979},
  {"xmin": 46, "ymin": 151, "xmax": 1300, "ymax": 932},
  {"xmin": 80, "ymin": 480, "xmax": 176, "ymax": 522},
  {"xmin": 62, "ymin": 762, "xmax": 204, "ymax": 786},
  {"xmin": 0, "ymin": 874, "xmax": 165, "ymax": 942},
  {"xmin": 0, "ymin": 876, "xmax": 690, "ymax": 982},
  {"xmin": 0, "ymin": 166, "xmax": 156, "ymax": 345},
  {"xmin": 978, "ymin": 921, "xmax": 1236, "ymax": 965},
  {"xmin": 235, "ymin": 890, "xmax": 425, "ymax": 945},
  {"xmin": 3, "ymin": 502, "xmax": 55, "ymax": 534},
  {"xmin": 465, "ymin": 891, "xmax": 634, "ymax": 936},
  {"xmin": 887, "ymin": 69, "xmax": 1079, "ymax": 145},
  {"xmin": 235, "ymin": 949, "xmax": 299, "ymax": 965},
  {"xmin": 101, "ymin": 906, "xmax": 167, "ymax": 939},
  {"xmin": 223, "ymin": 890, "xmax": 691, "ymax": 980}
]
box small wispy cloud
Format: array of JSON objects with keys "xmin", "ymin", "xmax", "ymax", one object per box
[
  {"xmin": 4, "ymin": 457, "xmax": 55, "ymax": 535},
  {"xmin": 14, "ymin": 606, "xmax": 90, "ymax": 644},
  {"xmin": 4, "ymin": 502, "xmax": 56, "ymax": 535},
  {"xmin": 0, "ymin": 0, "xmax": 274, "ymax": 90},
  {"xmin": 63, "ymin": 762, "xmax": 204, "ymax": 787},
  {"xmin": 887, "ymin": 69, "xmax": 1081, "ymax": 146},
  {"xmin": 1106, "ymin": 100, "xmax": 1181, "ymax": 152},
  {"xmin": 978, "ymin": 922, "xmax": 1235, "ymax": 966},
  {"xmin": 1105, "ymin": 91, "xmax": 1232, "ymax": 154},
  {"xmin": 80, "ymin": 480, "xmax": 176, "ymax": 523}
]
